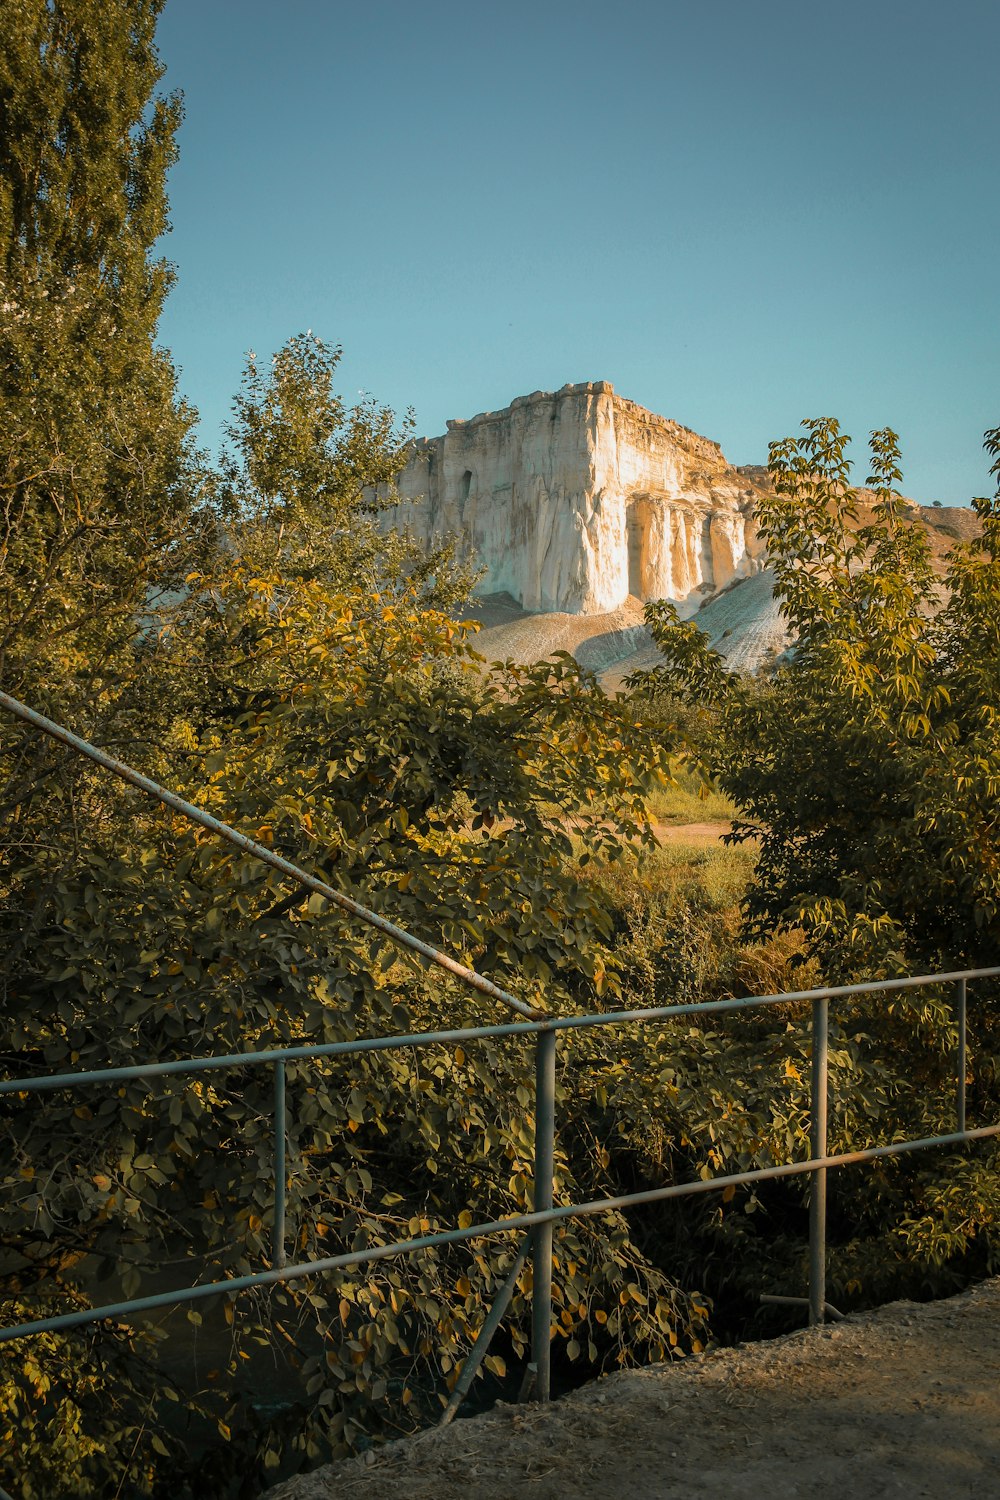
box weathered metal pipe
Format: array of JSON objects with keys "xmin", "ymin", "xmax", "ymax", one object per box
[
  {"xmin": 957, "ymin": 977, "xmax": 968, "ymax": 1135},
  {"xmin": 760, "ymin": 1293, "xmax": 844, "ymax": 1322},
  {"xmin": 273, "ymin": 1062, "xmax": 287, "ymax": 1270},
  {"xmin": 439, "ymin": 1232, "xmax": 532, "ymax": 1426},
  {"xmin": 809, "ymin": 996, "xmax": 829, "ymax": 1326},
  {"xmin": 531, "ymin": 1027, "xmax": 557, "ymax": 1402},
  {"xmin": 7, "ymin": 968, "xmax": 1000, "ymax": 1096},
  {"xmin": 0, "ymin": 690, "xmax": 540, "ymax": 1019}
]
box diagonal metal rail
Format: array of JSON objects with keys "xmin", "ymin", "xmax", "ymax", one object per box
[{"xmin": 0, "ymin": 690, "xmax": 540, "ymax": 1020}]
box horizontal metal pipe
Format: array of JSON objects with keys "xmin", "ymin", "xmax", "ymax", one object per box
[
  {"xmin": 6, "ymin": 966, "xmax": 1000, "ymax": 1095},
  {"xmin": 0, "ymin": 1021, "xmax": 544, "ymax": 1095},
  {"xmin": 0, "ymin": 691, "xmax": 539, "ymax": 1020},
  {"xmin": 4, "ymin": 1120, "xmax": 997, "ymax": 1345}
]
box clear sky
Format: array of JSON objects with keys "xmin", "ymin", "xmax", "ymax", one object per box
[{"xmin": 155, "ymin": 0, "xmax": 999, "ymax": 505}]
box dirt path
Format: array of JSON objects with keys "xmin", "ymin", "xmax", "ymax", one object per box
[
  {"xmin": 652, "ymin": 819, "xmax": 731, "ymax": 843},
  {"xmin": 272, "ymin": 1278, "xmax": 1000, "ymax": 1500}
]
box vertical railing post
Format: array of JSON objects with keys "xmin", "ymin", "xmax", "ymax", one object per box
[
  {"xmin": 956, "ymin": 977, "xmax": 967, "ymax": 1136},
  {"xmin": 273, "ymin": 1061, "xmax": 287, "ymax": 1270},
  {"xmin": 808, "ymin": 995, "xmax": 829, "ymax": 1326},
  {"xmin": 531, "ymin": 1026, "xmax": 556, "ymax": 1402}
]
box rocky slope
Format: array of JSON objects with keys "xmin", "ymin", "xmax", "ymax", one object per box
[{"xmin": 466, "ymin": 506, "xmax": 979, "ymax": 685}]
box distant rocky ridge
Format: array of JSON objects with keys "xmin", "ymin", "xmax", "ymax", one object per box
[{"xmin": 382, "ymin": 385, "xmax": 979, "ymax": 679}]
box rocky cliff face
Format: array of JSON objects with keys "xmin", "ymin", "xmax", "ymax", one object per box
[{"xmin": 386, "ymin": 383, "xmax": 768, "ymax": 615}]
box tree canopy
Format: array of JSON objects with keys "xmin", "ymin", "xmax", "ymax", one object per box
[
  {"xmin": 0, "ymin": 0, "xmax": 202, "ymax": 713},
  {"xmin": 634, "ymin": 418, "xmax": 1000, "ymax": 979}
]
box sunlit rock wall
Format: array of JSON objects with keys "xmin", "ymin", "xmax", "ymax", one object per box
[{"xmin": 385, "ymin": 382, "xmax": 765, "ymax": 615}]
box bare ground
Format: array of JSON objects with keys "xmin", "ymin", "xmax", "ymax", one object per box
[
  {"xmin": 271, "ymin": 1277, "xmax": 1000, "ymax": 1500},
  {"xmin": 651, "ymin": 820, "xmax": 731, "ymax": 843}
]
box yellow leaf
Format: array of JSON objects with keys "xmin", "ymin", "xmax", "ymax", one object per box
[{"xmin": 458, "ymin": 1209, "xmax": 474, "ymax": 1230}]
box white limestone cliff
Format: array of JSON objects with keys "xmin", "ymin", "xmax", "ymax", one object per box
[{"xmin": 383, "ymin": 382, "xmax": 767, "ymax": 615}]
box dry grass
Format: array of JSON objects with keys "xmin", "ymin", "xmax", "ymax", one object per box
[{"xmin": 645, "ymin": 765, "xmax": 737, "ymax": 826}]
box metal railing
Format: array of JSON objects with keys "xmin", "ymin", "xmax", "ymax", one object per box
[{"xmin": 1, "ymin": 690, "xmax": 999, "ymax": 1447}]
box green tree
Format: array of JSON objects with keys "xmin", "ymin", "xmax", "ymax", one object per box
[
  {"xmin": 629, "ymin": 419, "xmax": 1000, "ymax": 1302},
  {"xmin": 220, "ymin": 332, "xmax": 480, "ymax": 611},
  {"xmin": 0, "ymin": 292, "xmax": 714, "ymax": 1491},
  {"xmin": 0, "ymin": 0, "xmax": 203, "ymax": 717},
  {"xmin": 635, "ymin": 418, "xmax": 1000, "ymax": 976}
]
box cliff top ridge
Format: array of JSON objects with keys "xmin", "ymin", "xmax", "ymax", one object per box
[{"xmin": 425, "ymin": 382, "xmax": 723, "ymax": 459}]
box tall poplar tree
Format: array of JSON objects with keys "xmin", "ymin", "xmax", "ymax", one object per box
[{"xmin": 0, "ymin": 0, "xmax": 199, "ymax": 716}]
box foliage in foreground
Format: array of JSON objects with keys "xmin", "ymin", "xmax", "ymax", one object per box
[
  {"xmin": 2, "ymin": 536, "xmax": 718, "ymax": 1495},
  {"xmin": 8, "ymin": 405, "xmax": 1000, "ymax": 1493},
  {"xmin": 627, "ymin": 418, "xmax": 1000, "ymax": 1332}
]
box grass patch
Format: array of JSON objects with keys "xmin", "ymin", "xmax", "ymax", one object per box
[
  {"xmin": 646, "ymin": 764, "xmax": 737, "ymax": 825},
  {"xmin": 582, "ymin": 836, "xmax": 816, "ymax": 1010}
]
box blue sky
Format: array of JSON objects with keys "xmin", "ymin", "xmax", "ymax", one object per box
[{"xmin": 155, "ymin": 0, "xmax": 999, "ymax": 504}]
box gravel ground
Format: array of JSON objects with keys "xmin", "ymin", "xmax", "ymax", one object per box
[{"xmin": 271, "ymin": 1277, "xmax": 1000, "ymax": 1500}]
